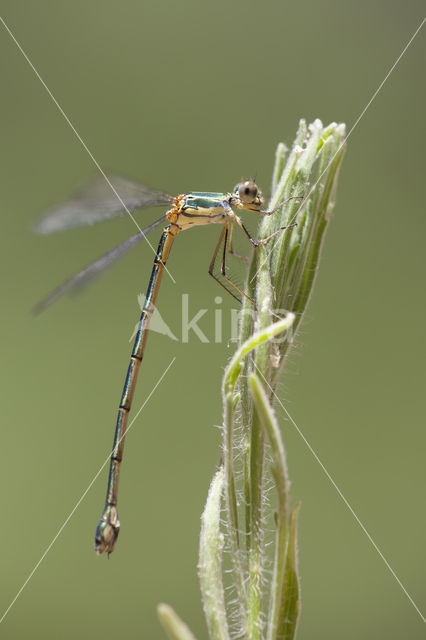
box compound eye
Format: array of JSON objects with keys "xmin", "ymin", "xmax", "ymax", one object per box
[{"xmin": 237, "ymin": 180, "xmax": 259, "ymax": 204}]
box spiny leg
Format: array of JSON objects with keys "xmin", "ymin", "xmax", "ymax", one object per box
[
  {"xmin": 220, "ymin": 224, "xmax": 255, "ymax": 303},
  {"xmin": 208, "ymin": 225, "xmax": 240, "ymax": 303},
  {"xmin": 208, "ymin": 224, "xmax": 255, "ymax": 304},
  {"xmin": 235, "ymin": 217, "xmax": 297, "ymax": 248},
  {"xmin": 250, "ymin": 195, "xmax": 303, "ymax": 216},
  {"xmin": 209, "ymin": 210, "xmax": 297, "ymax": 306},
  {"xmin": 209, "ymin": 222, "xmax": 256, "ymax": 306},
  {"xmin": 228, "ymin": 220, "xmax": 249, "ymax": 262}
]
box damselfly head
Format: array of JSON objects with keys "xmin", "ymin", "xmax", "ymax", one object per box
[{"xmin": 234, "ymin": 180, "xmax": 263, "ymax": 206}]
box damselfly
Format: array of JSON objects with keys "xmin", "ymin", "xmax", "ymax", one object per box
[{"xmin": 35, "ymin": 175, "xmax": 300, "ymax": 555}]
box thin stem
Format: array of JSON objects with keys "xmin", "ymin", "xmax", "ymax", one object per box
[
  {"xmin": 223, "ymin": 315, "xmax": 295, "ymax": 637},
  {"xmin": 249, "ymin": 372, "xmax": 290, "ymax": 640},
  {"xmin": 157, "ymin": 604, "xmax": 199, "ymax": 640},
  {"xmin": 199, "ymin": 468, "xmax": 230, "ymax": 640}
]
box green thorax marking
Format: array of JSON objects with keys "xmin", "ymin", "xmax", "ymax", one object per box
[{"xmin": 182, "ymin": 192, "xmax": 229, "ymax": 212}]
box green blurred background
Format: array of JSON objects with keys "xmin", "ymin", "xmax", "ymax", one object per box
[{"xmin": 0, "ymin": 1, "xmax": 424, "ymax": 638}]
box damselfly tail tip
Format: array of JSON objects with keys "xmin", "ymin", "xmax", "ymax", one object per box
[{"xmin": 94, "ymin": 507, "xmax": 120, "ymax": 555}]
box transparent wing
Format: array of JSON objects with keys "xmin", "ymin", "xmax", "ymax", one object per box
[
  {"xmin": 34, "ymin": 215, "xmax": 167, "ymax": 314},
  {"xmin": 34, "ymin": 175, "xmax": 173, "ymax": 234}
]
